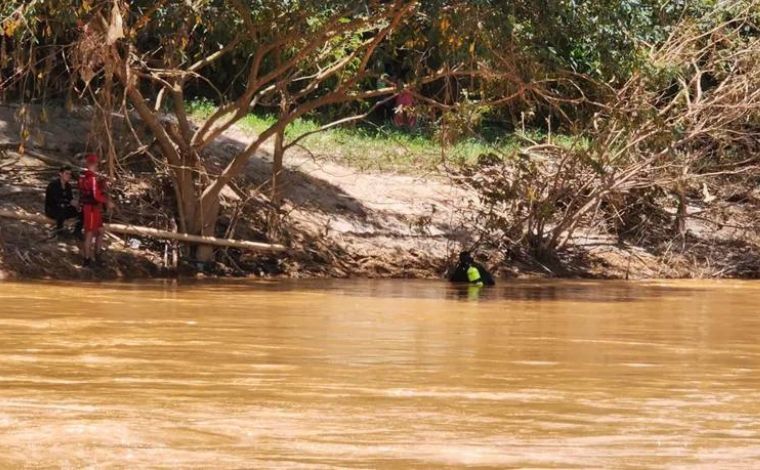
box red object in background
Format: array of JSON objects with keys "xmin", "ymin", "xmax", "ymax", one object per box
[
  {"xmin": 393, "ymin": 90, "xmax": 417, "ymax": 128},
  {"xmin": 78, "ymin": 169, "xmax": 108, "ymax": 232}
]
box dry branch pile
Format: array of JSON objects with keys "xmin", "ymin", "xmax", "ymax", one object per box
[{"xmin": 458, "ymin": 6, "xmax": 760, "ymax": 274}]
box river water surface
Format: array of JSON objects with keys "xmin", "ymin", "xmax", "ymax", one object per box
[{"xmin": 1, "ymin": 279, "xmax": 759, "ymax": 468}]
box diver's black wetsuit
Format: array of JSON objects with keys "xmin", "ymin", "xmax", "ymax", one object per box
[{"xmin": 449, "ymin": 259, "xmax": 495, "ymax": 285}]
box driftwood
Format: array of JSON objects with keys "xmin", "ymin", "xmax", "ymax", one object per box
[
  {"xmin": 0, "ymin": 208, "xmax": 286, "ymax": 252},
  {"xmin": 0, "ymin": 187, "xmax": 39, "ymax": 197}
]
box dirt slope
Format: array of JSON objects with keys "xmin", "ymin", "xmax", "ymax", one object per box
[
  {"xmin": 0, "ymin": 105, "xmax": 478, "ymax": 279},
  {"xmin": 211, "ymin": 125, "xmax": 479, "ymax": 277}
]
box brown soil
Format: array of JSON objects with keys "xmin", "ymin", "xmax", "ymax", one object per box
[{"xmin": 1, "ymin": 105, "xmax": 758, "ymax": 280}]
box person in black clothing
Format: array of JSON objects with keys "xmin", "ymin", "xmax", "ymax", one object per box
[
  {"xmin": 448, "ymin": 251, "xmax": 496, "ymax": 286},
  {"xmin": 45, "ymin": 166, "xmax": 82, "ymax": 237}
]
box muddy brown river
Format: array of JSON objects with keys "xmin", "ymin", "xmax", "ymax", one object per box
[{"xmin": 1, "ymin": 280, "xmax": 759, "ymax": 468}]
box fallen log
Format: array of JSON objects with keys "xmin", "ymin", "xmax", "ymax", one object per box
[
  {"xmin": 0, "ymin": 208, "xmax": 57, "ymax": 225},
  {"xmin": 0, "ymin": 142, "xmax": 76, "ymax": 167},
  {"xmin": 105, "ymin": 223, "xmax": 286, "ymax": 252},
  {"xmin": 0, "ymin": 187, "xmax": 39, "ymax": 197},
  {"xmin": 0, "ymin": 208, "xmax": 286, "ymax": 253}
]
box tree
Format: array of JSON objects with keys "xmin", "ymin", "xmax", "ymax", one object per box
[
  {"xmin": 62, "ymin": 0, "xmax": 515, "ymax": 260},
  {"xmin": 460, "ymin": 0, "xmax": 760, "ymax": 262}
]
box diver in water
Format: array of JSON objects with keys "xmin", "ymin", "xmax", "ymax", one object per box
[{"xmin": 448, "ymin": 251, "xmax": 495, "ymax": 286}]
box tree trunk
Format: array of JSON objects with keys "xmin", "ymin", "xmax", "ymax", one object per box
[
  {"xmin": 171, "ymin": 159, "xmax": 222, "ymax": 262},
  {"xmin": 102, "ymin": 63, "xmax": 116, "ymax": 179},
  {"xmin": 189, "ymin": 194, "xmax": 221, "ymax": 262},
  {"xmin": 172, "ymin": 164, "xmax": 196, "ymax": 235},
  {"xmin": 674, "ymin": 183, "xmax": 687, "ymax": 245},
  {"xmin": 271, "ymin": 127, "xmax": 284, "ymax": 207},
  {"xmin": 268, "ymin": 96, "xmax": 288, "ymax": 240}
]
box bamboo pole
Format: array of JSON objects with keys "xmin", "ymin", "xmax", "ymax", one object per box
[
  {"xmin": 0, "ymin": 208, "xmax": 286, "ymax": 252},
  {"xmin": 105, "ymin": 223, "xmax": 286, "ymax": 252}
]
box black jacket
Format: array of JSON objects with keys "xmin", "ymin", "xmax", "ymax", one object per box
[{"xmin": 45, "ymin": 179, "xmax": 74, "ymax": 215}]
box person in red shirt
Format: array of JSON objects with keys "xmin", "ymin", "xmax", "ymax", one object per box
[
  {"xmin": 392, "ymin": 88, "xmax": 417, "ymax": 129},
  {"xmin": 78, "ymin": 154, "xmax": 110, "ymax": 266}
]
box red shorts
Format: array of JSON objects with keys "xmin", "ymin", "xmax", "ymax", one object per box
[{"xmin": 82, "ymin": 204, "xmax": 103, "ymax": 232}]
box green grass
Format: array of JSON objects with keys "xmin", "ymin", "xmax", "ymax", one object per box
[{"xmin": 186, "ymin": 99, "xmax": 581, "ymax": 173}]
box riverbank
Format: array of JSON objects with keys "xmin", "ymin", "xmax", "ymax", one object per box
[{"xmin": 1, "ymin": 105, "xmax": 758, "ymax": 280}]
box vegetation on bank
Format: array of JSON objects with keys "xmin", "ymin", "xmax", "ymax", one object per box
[
  {"xmin": 186, "ymin": 99, "xmax": 578, "ymax": 172},
  {"xmin": 1, "ymin": 0, "xmax": 758, "ymax": 278}
]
